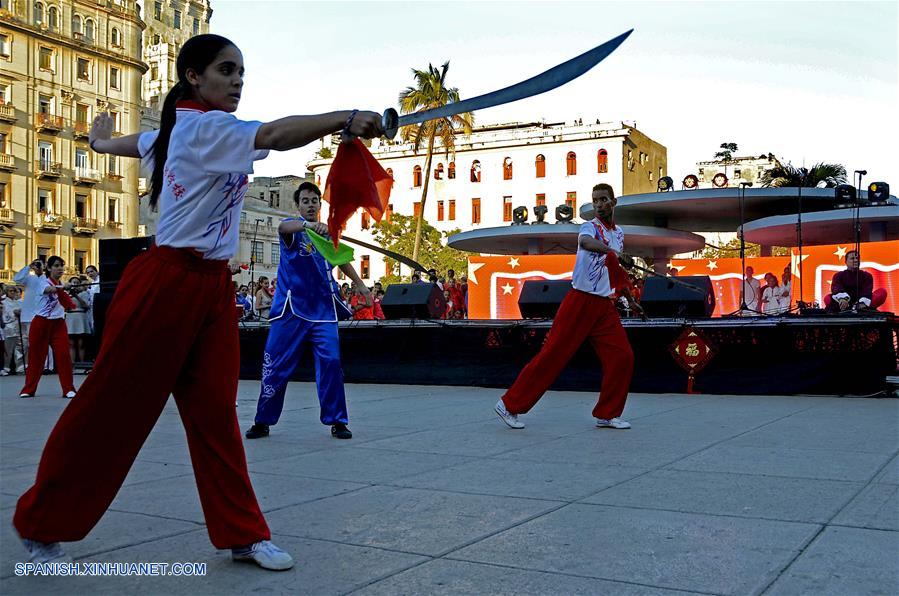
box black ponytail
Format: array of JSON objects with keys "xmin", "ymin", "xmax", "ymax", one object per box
[{"xmin": 147, "ymin": 34, "xmax": 237, "ymax": 209}]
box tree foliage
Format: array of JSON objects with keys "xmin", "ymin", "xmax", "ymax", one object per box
[
  {"xmin": 759, "ymin": 161, "xmax": 847, "ymax": 188},
  {"xmin": 371, "ymin": 213, "xmax": 468, "ymax": 286}
]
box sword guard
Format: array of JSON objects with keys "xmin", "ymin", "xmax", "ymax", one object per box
[{"xmin": 382, "ymin": 108, "xmax": 398, "ymax": 140}]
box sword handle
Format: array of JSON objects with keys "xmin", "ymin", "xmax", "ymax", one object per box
[{"xmin": 382, "ymin": 108, "xmax": 398, "ymax": 140}]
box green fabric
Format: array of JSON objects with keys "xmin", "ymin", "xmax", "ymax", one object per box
[{"xmin": 306, "ymin": 229, "xmax": 355, "ymax": 266}]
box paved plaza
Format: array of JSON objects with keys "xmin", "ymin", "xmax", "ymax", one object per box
[{"xmin": 0, "ymin": 375, "xmax": 897, "ymax": 595}]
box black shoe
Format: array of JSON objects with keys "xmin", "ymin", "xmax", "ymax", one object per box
[
  {"xmin": 331, "ymin": 423, "xmax": 352, "ymax": 440},
  {"xmin": 245, "ymin": 423, "xmax": 270, "ymax": 439}
]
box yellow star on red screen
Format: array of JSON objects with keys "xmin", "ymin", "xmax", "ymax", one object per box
[
  {"xmin": 508, "ymin": 257, "xmax": 520, "ymax": 269},
  {"xmin": 501, "ymin": 283, "xmax": 515, "ymax": 295},
  {"xmin": 707, "ymin": 260, "xmax": 718, "ymax": 271},
  {"xmin": 834, "ymin": 246, "xmax": 848, "ymax": 260}
]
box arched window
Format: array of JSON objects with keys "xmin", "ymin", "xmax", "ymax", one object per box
[
  {"xmin": 566, "ymin": 151, "xmax": 577, "ymax": 176},
  {"xmin": 47, "ymin": 6, "xmax": 58, "ymax": 30},
  {"xmin": 535, "ymin": 154, "xmax": 545, "ymax": 178},
  {"xmin": 597, "ymin": 149, "xmax": 608, "ymax": 173},
  {"xmin": 434, "ymin": 163, "xmax": 444, "ymax": 180},
  {"xmin": 470, "ymin": 160, "xmax": 481, "ymax": 183},
  {"xmin": 72, "ymin": 14, "xmax": 83, "ymax": 35},
  {"xmin": 84, "ymin": 18, "xmax": 95, "ymax": 40},
  {"xmin": 385, "ymin": 167, "xmax": 393, "ymax": 180},
  {"xmin": 111, "ymin": 27, "xmax": 122, "ymax": 47},
  {"xmin": 33, "ymin": 2, "xmax": 44, "ymax": 25},
  {"xmin": 413, "ymin": 165, "xmax": 422, "ymax": 187},
  {"xmin": 152, "ymin": 33, "xmax": 161, "ymax": 45},
  {"xmin": 502, "ymin": 157, "xmax": 513, "ymax": 180},
  {"xmin": 448, "ymin": 161, "xmax": 455, "ymax": 179}
]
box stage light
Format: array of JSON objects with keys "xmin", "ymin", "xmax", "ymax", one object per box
[
  {"xmin": 682, "ymin": 174, "xmax": 699, "ymax": 189},
  {"xmin": 512, "ymin": 206, "xmax": 528, "ymax": 225},
  {"xmin": 712, "ymin": 173, "xmax": 728, "ymax": 188},
  {"xmin": 532, "ymin": 205, "xmax": 549, "ymax": 224},
  {"xmin": 657, "ymin": 176, "xmax": 674, "ymax": 192},
  {"xmin": 835, "ymin": 184, "xmax": 856, "ymax": 203},
  {"xmin": 868, "ymin": 181, "xmax": 890, "ymax": 202},
  {"xmin": 555, "ymin": 204, "xmax": 574, "ymax": 223}
]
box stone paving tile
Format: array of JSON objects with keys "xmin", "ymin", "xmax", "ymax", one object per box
[{"xmin": 831, "ymin": 483, "xmax": 899, "ymax": 531}]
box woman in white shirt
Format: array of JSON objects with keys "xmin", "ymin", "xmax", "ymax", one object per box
[
  {"xmin": 761, "ymin": 272, "xmax": 784, "ymax": 315},
  {"xmin": 14, "ymin": 33, "xmax": 383, "ymax": 569}
]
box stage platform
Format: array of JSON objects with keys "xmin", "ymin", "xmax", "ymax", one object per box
[{"xmin": 239, "ymin": 315, "xmax": 898, "ymax": 396}]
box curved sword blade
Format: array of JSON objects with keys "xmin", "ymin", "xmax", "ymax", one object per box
[{"xmin": 397, "ymin": 29, "xmax": 633, "ymax": 128}]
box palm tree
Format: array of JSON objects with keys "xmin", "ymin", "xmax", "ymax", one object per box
[
  {"xmin": 760, "ymin": 161, "xmax": 847, "ymax": 188},
  {"xmin": 399, "ymin": 61, "xmax": 474, "ymax": 262}
]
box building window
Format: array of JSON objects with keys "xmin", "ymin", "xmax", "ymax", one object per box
[
  {"xmin": 0, "ymin": 83, "xmax": 8, "ymax": 103},
  {"xmin": 84, "ymin": 18, "xmax": 95, "ymax": 40},
  {"xmin": 734, "ymin": 168, "xmax": 742, "ymax": 178},
  {"xmin": 110, "ymin": 66, "xmax": 120, "ymax": 89},
  {"xmin": 192, "ymin": 17, "xmax": 200, "ymax": 36},
  {"xmin": 471, "ymin": 198, "xmax": 481, "ymax": 224},
  {"xmin": 0, "ymin": 132, "xmax": 6, "ymax": 153},
  {"xmin": 271, "ymin": 243, "xmax": 280, "ymax": 265},
  {"xmin": 361, "ymin": 255, "xmax": 370, "ymax": 279},
  {"xmin": 75, "ymin": 102, "xmax": 89, "ymax": 125},
  {"xmin": 173, "ymin": 9, "xmax": 182, "ymax": 29},
  {"xmin": 0, "ymin": 181, "xmax": 7, "ymax": 209},
  {"xmin": 385, "ymin": 167, "xmax": 393, "ymax": 180},
  {"xmin": 37, "ymin": 247, "xmax": 51, "ymax": 263},
  {"xmin": 108, "ymin": 154, "xmax": 119, "ymax": 176},
  {"xmin": 74, "ymin": 250, "xmax": 87, "ymax": 273},
  {"xmin": 536, "ymin": 193, "xmax": 545, "ymax": 207},
  {"xmin": 152, "ymin": 33, "xmax": 161, "ymax": 45},
  {"xmin": 535, "ymin": 154, "xmax": 545, "ymax": 178},
  {"xmin": 251, "ymin": 241, "xmax": 263, "ymax": 263},
  {"xmin": 437, "ymin": 201, "xmax": 444, "ymax": 221},
  {"xmin": 38, "ymin": 140, "xmax": 53, "ymax": 167},
  {"xmin": 361, "ymin": 211, "xmax": 370, "ymax": 229},
  {"xmin": 109, "ymin": 110, "xmax": 119, "ymax": 132},
  {"xmin": 0, "ymin": 239, "xmax": 9, "ymax": 270},
  {"xmin": 448, "ymin": 199, "xmax": 456, "ymax": 221},
  {"xmin": 503, "ymin": 157, "xmax": 513, "ymax": 180},
  {"xmin": 566, "ymin": 152, "xmax": 577, "ymax": 176},
  {"xmin": 39, "ymin": 46, "xmax": 53, "ymax": 71},
  {"xmin": 503, "ymin": 196, "xmax": 512, "ymax": 222},
  {"xmin": 150, "ymin": 62, "xmax": 159, "ymax": 80},
  {"xmin": 413, "ymin": 202, "xmax": 422, "ymax": 218},
  {"xmin": 75, "ymin": 194, "xmax": 87, "ymax": 217},
  {"xmin": 0, "ymin": 33, "xmax": 9, "ymax": 58},
  {"xmin": 72, "ymin": 14, "xmax": 82, "ymax": 35},
  {"xmin": 337, "ymin": 269, "xmax": 346, "ymax": 280},
  {"xmin": 108, "ymin": 197, "xmax": 118, "ymax": 222},
  {"xmin": 470, "ymin": 160, "xmax": 481, "ymax": 183},
  {"xmin": 412, "ymin": 165, "xmax": 422, "ymax": 187},
  {"xmin": 434, "ymin": 163, "xmax": 444, "ymax": 180},
  {"xmin": 566, "ymin": 191, "xmax": 577, "ymax": 210},
  {"xmin": 38, "ymin": 188, "xmax": 53, "ymax": 213},
  {"xmin": 47, "ymin": 6, "xmax": 58, "ymax": 30},
  {"xmin": 111, "ymin": 27, "xmax": 122, "ymax": 47},
  {"xmin": 153, "ymin": 1, "xmax": 162, "ymax": 20},
  {"xmin": 76, "ymin": 57, "xmax": 90, "ymax": 81},
  {"xmin": 385, "ymin": 203, "xmax": 393, "ymax": 222},
  {"xmin": 597, "ymin": 148, "xmax": 608, "ymax": 173},
  {"xmin": 75, "ymin": 148, "xmax": 89, "ymax": 170},
  {"xmin": 33, "ymin": 1, "xmax": 43, "ymax": 25},
  {"xmin": 448, "ymin": 161, "xmax": 455, "ymax": 179}
]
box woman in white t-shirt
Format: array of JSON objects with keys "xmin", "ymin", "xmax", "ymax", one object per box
[
  {"xmin": 14, "ymin": 34, "xmax": 384, "ymax": 569},
  {"xmin": 761, "ymin": 272, "xmax": 784, "ymax": 315}
]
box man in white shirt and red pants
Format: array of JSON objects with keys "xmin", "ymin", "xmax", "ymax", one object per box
[{"xmin": 495, "ymin": 183, "xmax": 642, "ymax": 430}]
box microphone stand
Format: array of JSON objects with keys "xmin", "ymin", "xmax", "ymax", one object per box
[
  {"xmin": 853, "ymin": 170, "xmax": 865, "ymax": 309},
  {"xmin": 796, "ymin": 169, "xmax": 806, "ymax": 311},
  {"xmin": 726, "ymin": 182, "xmax": 764, "ymax": 316}
]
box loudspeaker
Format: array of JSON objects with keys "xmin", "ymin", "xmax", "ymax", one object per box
[
  {"xmin": 92, "ymin": 291, "xmax": 115, "ymax": 343},
  {"xmin": 98, "ymin": 236, "xmax": 154, "ymax": 285},
  {"xmin": 640, "ymin": 275, "xmax": 715, "ymax": 318},
  {"xmin": 518, "ymin": 280, "xmax": 571, "ymax": 319},
  {"xmin": 381, "ymin": 283, "xmax": 446, "ymax": 319}
]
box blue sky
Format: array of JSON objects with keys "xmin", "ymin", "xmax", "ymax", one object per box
[{"xmin": 208, "ymin": 1, "xmax": 898, "ymax": 184}]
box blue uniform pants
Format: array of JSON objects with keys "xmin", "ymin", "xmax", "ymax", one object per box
[{"xmin": 254, "ymin": 316, "xmax": 348, "ymax": 426}]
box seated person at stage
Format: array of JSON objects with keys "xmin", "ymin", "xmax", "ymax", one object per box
[{"xmin": 824, "ymin": 250, "xmax": 887, "ymax": 312}]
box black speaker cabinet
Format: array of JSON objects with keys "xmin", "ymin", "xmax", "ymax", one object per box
[
  {"xmin": 641, "ymin": 275, "xmax": 715, "ymax": 318},
  {"xmin": 98, "ymin": 236, "xmax": 154, "ymax": 285},
  {"xmin": 381, "ymin": 283, "xmax": 447, "ymax": 319},
  {"xmin": 518, "ymin": 280, "xmax": 571, "ymax": 319}
]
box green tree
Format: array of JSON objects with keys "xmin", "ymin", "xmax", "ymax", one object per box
[
  {"xmin": 701, "ymin": 237, "xmax": 790, "ymax": 259},
  {"xmin": 713, "ymin": 142, "xmax": 739, "ymax": 178},
  {"xmin": 371, "ymin": 213, "xmax": 468, "ymax": 286},
  {"xmin": 316, "ymin": 146, "xmax": 333, "ymax": 159},
  {"xmin": 398, "ymin": 61, "xmax": 474, "ymax": 261},
  {"xmin": 760, "ymin": 161, "xmax": 847, "ymax": 188}
]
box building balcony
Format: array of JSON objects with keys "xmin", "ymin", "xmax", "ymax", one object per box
[
  {"xmin": 0, "ymin": 103, "xmax": 15, "ymax": 122},
  {"xmin": 107, "ymin": 220, "xmax": 123, "ymax": 230},
  {"xmin": 72, "ymin": 216, "xmax": 99, "ymax": 234},
  {"xmin": 36, "ymin": 113, "xmax": 64, "ymax": 132},
  {"xmin": 35, "ymin": 161, "xmax": 63, "ymax": 178},
  {"xmin": 72, "ymin": 32, "xmax": 96, "ymax": 47},
  {"xmin": 74, "ymin": 167, "xmax": 101, "ymax": 184},
  {"xmin": 35, "ymin": 212, "xmax": 64, "ymax": 231},
  {"xmin": 0, "ymin": 269, "xmax": 13, "ymax": 282},
  {"xmin": 73, "ymin": 121, "xmax": 91, "ymax": 138},
  {"xmin": 106, "ymin": 170, "xmax": 124, "ymax": 181},
  {"xmin": 0, "ymin": 208, "xmax": 16, "ymax": 226},
  {"xmin": 0, "ymin": 153, "xmax": 14, "ymax": 171}
]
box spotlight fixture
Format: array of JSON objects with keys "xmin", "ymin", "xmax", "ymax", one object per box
[
  {"xmin": 512, "ymin": 206, "xmax": 528, "ymax": 225},
  {"xmin": 682, "ymin": 174, "xmax": 699, "ymax": 189},
  {"xmin": 657, "ymin": 176, "xmax": 674, "ymax": 192},
  {"xmin": 834, "ymin": 183, "xmax": 856, "ymax": 203},
  {"xmin": 555, "ymin": 204, "xmax": 574, "ymax": 223},
  {"xmin": 867, "ymin": 181, "xmax": 890, "ymax": 202},
  {"xmin": 532, "ymin": 205, "xmax": 549, "ymax": 224},
  {"xmin": 712, "ymin": 173, "xmax": 728, "ymax": 188}
]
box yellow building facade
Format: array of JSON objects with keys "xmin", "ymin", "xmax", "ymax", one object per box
[{"xmin": 0, "ymin": 0, "xmax": 146, "ymax": 280}]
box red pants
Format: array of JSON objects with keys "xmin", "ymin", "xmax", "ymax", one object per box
[
  {"xmin": 20, "ymin": 317, "xmax": 75, "ymax": 396},
  {"xmin": 503, "ymin": 289, "xmax": 633, "ymax": 419},
  {"xmin": 14, "ymin": 246, "xmax": 270, "ymax": 548}
]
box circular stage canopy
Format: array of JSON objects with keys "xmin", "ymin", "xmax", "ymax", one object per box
[
  {"xmin": 743, "ymin": 204, "xmax": 899, "ymax": 246},
  {"xmin": 447, "ymin": 224, "xmax": 705, "ymax": 257},
  {"xmin": 579, "ymin": 188, "xmax": 898, "ymax": 232}
]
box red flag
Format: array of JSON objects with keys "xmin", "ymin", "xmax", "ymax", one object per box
[
  {"xmin": 605, "ymin": 253, "xmax": 632, "ymax": 292},
  {"xmin": 324, "ymin": 139, "xmax": 393, "ymax": 247}
]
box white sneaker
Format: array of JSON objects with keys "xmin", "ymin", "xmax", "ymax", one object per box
[
  {"xmin": 0, "ymin": 369, "xmax": 8, "ymax": 376},
  {"xmin": 232, "ymin": 540, "xmax": 294, "ymax": 570},
  {"xmin": 21, "ymin": 538, "xmax": 72, "ymax": 563},
  {"xmin": 596, "ymin": 417, "xmax": 631, "ymax": 429},
  {"xmin": 64, "ymin": 391, "xmax": 76, "ymax": 399},
  {"xmin": 494, "ymin": 399, "xmax": 524, "ymax": 429}
]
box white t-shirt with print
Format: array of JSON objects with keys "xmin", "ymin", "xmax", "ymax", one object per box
[
  {"xmin": 138, "ymin": 108, "xmax": 269, "ymax": 261},
  {"xmin": 571, "ymin": 218, "xmax": 625, "ymax": 298}
]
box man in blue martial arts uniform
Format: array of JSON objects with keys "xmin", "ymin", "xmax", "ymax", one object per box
[{"xmin": 245, "ymin": 182, "xmax": 370, "ymax": 440}]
